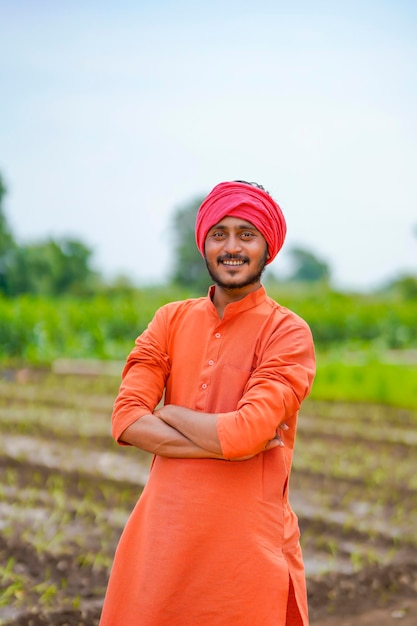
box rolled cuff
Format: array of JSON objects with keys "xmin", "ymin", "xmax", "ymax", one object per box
[{"xmin": 111, "ymin": 407, "xmax": 152, "ymax": 446}]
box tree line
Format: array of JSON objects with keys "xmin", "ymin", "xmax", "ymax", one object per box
[
  {"xmin": 0, "ymin": 174, "xmax": 101, "ymax": 297},
  {"xmin": 1, "ymin": 171, "xmax": 415, "ymax": 298},
  {"xmin": 0, "ymin": 172, "xmax": 333, "ymax": 298}
]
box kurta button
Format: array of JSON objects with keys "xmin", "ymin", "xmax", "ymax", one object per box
[
  {"xmin": 208, "ymin": 360, "xmax": 214, "ymax": 366},
  {"xmin": 215, "ymin": 333, "xmax": 221, "ymax": 338},
  {"xmin": 202, "ymin": 383, "xmax": 208, "ymax": 389}
]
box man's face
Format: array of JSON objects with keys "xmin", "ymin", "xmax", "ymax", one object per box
[{"xmin": 204, "ymin": 216, "xmax": 269, "ymax": 291}]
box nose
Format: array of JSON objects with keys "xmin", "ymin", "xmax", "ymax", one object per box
[{"xmin": 223, "ymin": 234, "xmax": 242, "ymax": 254}]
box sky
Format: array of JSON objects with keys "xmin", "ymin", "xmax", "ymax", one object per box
[{"xmin": 1, "ymin": 0, "xmax": 416, "ymax": 291}]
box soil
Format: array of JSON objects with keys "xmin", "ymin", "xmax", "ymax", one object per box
[
  {"xmin": 2, "ymin": 563, "xmax": 417, "ymax": 625},
  {"xmin": 1, "ymin": 369, "xmax": 416, "ymax": 625},
  {"xmin": 308, "ymin": 563, "xmax": 417, "ymax": 625}
]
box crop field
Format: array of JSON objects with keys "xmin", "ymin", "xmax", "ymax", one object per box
[{"xmin": 1, "ymin": 368, "xmax": 417, "ymax": 625}]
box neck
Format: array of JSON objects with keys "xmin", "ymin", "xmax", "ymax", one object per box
[{"xmin": 211, "ymin": 282, "xmax": 261, "ymax": 318}]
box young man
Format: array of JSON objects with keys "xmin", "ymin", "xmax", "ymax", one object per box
[{"xmin": 99, "ymin": 181, "xmax": 316, "ymax": 625}]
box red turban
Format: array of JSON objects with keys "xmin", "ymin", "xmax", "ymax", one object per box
[{"xmin": 195, "ymin": 181, "xmax": 287, "ymax": 264}]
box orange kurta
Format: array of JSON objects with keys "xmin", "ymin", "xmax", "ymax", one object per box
[{"xmin": 99, "ymin": 286, "xmax": 315, "ymax": 626}]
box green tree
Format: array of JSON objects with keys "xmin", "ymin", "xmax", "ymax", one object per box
[
  {"xmin": 0, "ymin": 174, "xmax": 17, "ymax": 294},
  {"xmin": 170, "ymin": 195, "xmax": 211, "ymax": 293},
  {"xmin": 0, "ymin": 169, "xmax": 102, "ymax": 296},
  {"xmin": 287, "ymin": 246, "xmax": 331, "ymax": 283},
  {"xmin": 382, "ymin": 274, "xmax": 417, "ymax": 300},
  {"xmin": 6, "ymin": 238, "xmax": 100, "ymax": 296},
  {"xmin": 382, "ymin": 224, "xmax": 417, "ymax": 299}
]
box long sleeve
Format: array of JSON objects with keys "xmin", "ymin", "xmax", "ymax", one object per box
[
  {"xmin": 217, "ymin": 317, "xmax": 315, "ymax": 459},
  {"xmin": 111, "ymin": 310, "xmax": 171, "ymax": 444}
]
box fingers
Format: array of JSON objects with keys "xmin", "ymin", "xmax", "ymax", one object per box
[
  {"xmin": 265, "ymin": 422, "xmax": 290, "ymax": 451},
  {"xmin": 265, "ymin": 436, "xmax": 284, "ymax": 450}
]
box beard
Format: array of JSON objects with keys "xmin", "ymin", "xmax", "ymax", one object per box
[{"xmin": 205, "ymin": 250, "xmax": 268, "ymax": 290}]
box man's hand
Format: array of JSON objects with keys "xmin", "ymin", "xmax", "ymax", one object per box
[{"xmin": 264, "ymin": 422, "xmax": 289, "ymax": 451}]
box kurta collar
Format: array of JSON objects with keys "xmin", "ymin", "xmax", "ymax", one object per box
[{"xmin": 207, "ymin": 285, "xmax": 267, "ymax": 319}]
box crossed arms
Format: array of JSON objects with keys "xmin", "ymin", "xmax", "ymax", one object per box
[
  {"xmin": 115, "ymin": 307, "xmax": 315, "ymax": 461},
  {"xmin": 120, "ymin": 405, "xmax": 287, "ymax": 461}
]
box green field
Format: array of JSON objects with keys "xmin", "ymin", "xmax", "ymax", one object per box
[
  {"xmin": 1, "ymin": 286, "xmax": 417, "ymax": 623},
  {"xmin": 1, "ymin": 285, "xmax": 416, "ymax": 409}
]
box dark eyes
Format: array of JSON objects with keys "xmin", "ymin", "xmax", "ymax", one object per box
[{"xmin": 211, "ymin": 231, "xmax": 255, "ymax": 239}]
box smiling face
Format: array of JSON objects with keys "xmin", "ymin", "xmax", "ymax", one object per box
[{"xmin": 204, "ymin": 215, "xmax": 269, "ymax": 294}]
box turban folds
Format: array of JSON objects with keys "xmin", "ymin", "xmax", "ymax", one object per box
[{"xmin": 195, "ymin": 181, "xmax": 287, "ymax": 264}]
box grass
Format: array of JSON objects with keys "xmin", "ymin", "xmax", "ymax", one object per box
[{"xmin": 312, "ymin": 351, "xmax": 417, "ymax": 410}]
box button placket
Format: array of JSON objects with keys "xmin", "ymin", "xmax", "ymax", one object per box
[
  {"xmin": 207, "ymin": 328, "xmax": 222, "ymax": 370},
  {"xmin": 197, "ymin": 326, "xmax": 223, "ymax": 401}
]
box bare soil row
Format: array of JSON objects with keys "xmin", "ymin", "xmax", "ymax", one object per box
[{"xmin": 1, "ymin": 370, "xmax": 416, "ymax": 625}]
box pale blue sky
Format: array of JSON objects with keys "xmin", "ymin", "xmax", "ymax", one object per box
[{"xmin": 1, "ymin": 0, "xmax": 416, "ymax": 290}]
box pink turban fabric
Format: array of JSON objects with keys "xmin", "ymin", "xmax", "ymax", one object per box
[{"xmin": 195, "ymin": 181, "xmax": 287, "ymax": 264}]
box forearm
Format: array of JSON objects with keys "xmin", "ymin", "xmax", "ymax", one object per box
[
  {"xmin": 155, "ymin": 404, "xmax": 287, "ymax": 459},
  {"xmin": 154, "ymin": 405, "xmax": 222, "ymax": 454},
  {"xmin": 119, "ymin": 413, "xmax": 225, "ymax": 459}
]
